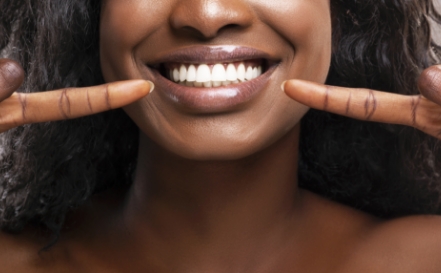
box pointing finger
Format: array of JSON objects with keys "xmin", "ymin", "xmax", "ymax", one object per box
[
  {"xmin": 0, "ymin": 80, "xmax": 154, "ymax": 132},
  {"xmin": 282, "ymin": 80, "xmax": 419, "ymax": 126}
]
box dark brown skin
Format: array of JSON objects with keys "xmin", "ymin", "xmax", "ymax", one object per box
[{"xmin": 2, "ymin": 0, "xmax": 441, "ymax": 272}]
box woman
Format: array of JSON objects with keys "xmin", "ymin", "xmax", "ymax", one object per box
[{"xmin": 1, "ymin": 0, "xmax": 441, "ymax": 271}]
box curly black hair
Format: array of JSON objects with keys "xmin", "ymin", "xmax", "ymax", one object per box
[{"xmin": 0, "ymin": 0, "xmax": 440, "ymax": 242}]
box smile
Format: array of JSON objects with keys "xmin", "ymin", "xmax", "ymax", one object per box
[
  {"xmin": 165, "ymin": 61, "xmax": 263, "ymax": 88},
  {"xmin": 146, "ymin": 46, "xmax": 278, "ymax": 112}
]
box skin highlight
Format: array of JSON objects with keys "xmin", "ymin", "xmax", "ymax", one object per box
[
  {"xmin": 0, "ymin": 0, "xmax": 441, "ymax": 272},
  {"xmin": 100, "ymin": 0, "xmax": 332, "ymax": 160}
]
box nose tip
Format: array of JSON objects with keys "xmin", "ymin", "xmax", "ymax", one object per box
[{"xmin": 170, "ymin": 0, "xmax": 254, "ymax": 39}]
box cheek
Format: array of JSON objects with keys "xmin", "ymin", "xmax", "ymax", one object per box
[
  {"xmin": 98, "ymin": 0, "xmax": 331, "ymax": 160},
  {"xmin": 100, "ymin": 0, "xmax": 169, "ymax": 81},
  {"xmin": 255, "ymin": 0, "xmax": 332, "ymax": 82}
]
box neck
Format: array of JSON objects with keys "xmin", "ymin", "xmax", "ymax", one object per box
[{"xmin": 122, "ymin": 125, "xmax": 303, "ymax": 268}]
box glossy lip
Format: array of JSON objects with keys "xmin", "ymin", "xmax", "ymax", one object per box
[
  {"xmin": 147, "ymin": 45, "xmax": 277, "ymax": 66},
  {"xmin": 146, "ymin": 46, "xmax": 279, "ymax": 113}
]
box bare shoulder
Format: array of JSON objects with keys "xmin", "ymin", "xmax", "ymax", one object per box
[
  {"xmin": 301, "ymin": 191, "xmax": 441, "ymax": 272},
  {"xmin": 340, "ymin": 215, "xmax": 441, "ymax": 273},
  {"xmin": 0, "ymin": 230, "xmax": 43, "ymax": 272},
  {"xmin": 0, "ymin": 228, "xmax": 78, "ymax": 273},
  {"xmin": 0, "ymin": 190, "xmax": 127, "ymax": 273}
]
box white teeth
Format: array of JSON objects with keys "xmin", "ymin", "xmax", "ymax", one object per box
[
  {"xmin": 179, "ymin": 65, "xmax": 187, "ymax": 82},
  {"xmin": 211, "ymin": 64, "xmax": 227, "ymax": 81},
  {"xmin": 226, "ymin": 64, "xmax": 237, "ymax": 81},
  {"xmin": 245, "ymin": 66, "xmax": 253, "ymax": 81},
  {"xmin": 169, "ymin": 62, "xmax": 263, "ymax": 87},
  {"xmin": 213, "ymin": 81, "xmax": 222, "ymax": 87},
  {"xmin": 196, "ymin": 64, "xmax": 211, "ymax": 83},
  {"xmin": 252, "ymin": 67, "xmax": 259, "ymax": 79},
  {"xmin": 173, "ymin": 68, "xmax": 179, "ymax": 82},
  {"xmin": 237, "ymin": 63, "xmax": 245, "ymax": 82},
  {"xmin": 187, "ymin": 65, "xmax": 197, "ymax": 82}
]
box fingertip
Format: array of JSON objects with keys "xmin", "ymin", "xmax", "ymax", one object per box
[
  {"xmin": 281, "ymin": 80, "xmax": 287, "ymax": 92},
  {"xmin": 147, "ymin": 80, "xmax": 155, "ymax": 94},
  {"xmin": 116, "ymin": 80, "xmax": 154, "ymax": 97},
  {"xmin": 281, "ymin": 79, "xmax": 299, "ymax": 94},
  {"xmin": 133, "ymin": 80, "xmax": 154, "ymax": 95},
  {"xmin": 283, "ymin": 79, "xmax": 316, "ymax": 96}
]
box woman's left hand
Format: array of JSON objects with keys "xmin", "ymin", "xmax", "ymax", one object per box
[{"xmin": 283, "ymin": 65, "xmax": 441, "ymax": 139}]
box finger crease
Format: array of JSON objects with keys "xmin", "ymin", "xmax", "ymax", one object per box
[
  {"xmin": 86, "ymin": 89, "xmax": 93, "ymax": 112},
  {"xmin": 104, "ymin": 85, "xmax": 111, "ymax": 110},
  {"xmin": 17, "ymin": 93, "xmax": 27, "ymax": 121},
  {"xmin": 59, "ymin": 89, "xmax": 71, "ymax": 119},
  {"xmin": 410, "ymin": 96, "xmax": 421, "ymax": 127},
  {"xmin": 365, "ymin": 90, "xmax": 377, "ymax": 120},
  {"xmin": 346, "ymin": 92, "xmax": 352, "ymax": 115}
]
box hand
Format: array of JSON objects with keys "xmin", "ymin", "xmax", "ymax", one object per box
[
  {"xmin": 282, "ymin": 65, "xmax": 441, "ymax": 139},
  {"xmin": 0, "ymin": 59, "xmax": 153, "ymax": 133}
]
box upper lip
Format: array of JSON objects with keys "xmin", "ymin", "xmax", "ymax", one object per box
[{"xmin": 146, "ymin": 45, "xmax": 278, "ymax": 66}]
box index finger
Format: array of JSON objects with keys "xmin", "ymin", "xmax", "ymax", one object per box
[
  {"xmin": 282, "ymin": 80, "xmax": 417, "ymax": 126},
  {"xmin": 0, "ymin": 80, "xmax": 153, "ymax": 132}
]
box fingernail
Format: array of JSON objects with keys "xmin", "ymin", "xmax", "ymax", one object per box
[
  {"xmin": 281, "ymin": 81, "xmax": 287, "ymax": 92},
  {"xmin": 147, "ymin": 80, "xmax": 155, "ymax": 93}
]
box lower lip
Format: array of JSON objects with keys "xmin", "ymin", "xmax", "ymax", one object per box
[{"xmin": 150, "ymin": 66, "xmax": 276, "ymax": 113}]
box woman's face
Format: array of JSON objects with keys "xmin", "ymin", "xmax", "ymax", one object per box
[{"xmin": 100, "ymin": 0, "xmax": 332, "ymax": 160}]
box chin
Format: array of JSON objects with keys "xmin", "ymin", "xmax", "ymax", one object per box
[
  {"xmin": 135, "ymin": 103, "xmax": 307, "ymax": 161},
  {"xmin": 162, "ymin": 137, "xmax": 271, "ymax": 161}
]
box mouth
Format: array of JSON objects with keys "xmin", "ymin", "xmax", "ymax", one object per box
[
  {"xmin": 146, "ymin": 46, "xmax": 279, "ymax": 112},
  {"xmin": 157, "ymin": 59, "xmax": 267, "ymax": 88}
]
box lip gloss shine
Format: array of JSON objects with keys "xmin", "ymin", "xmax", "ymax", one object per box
[{"xmin": 147, "ymin": 46, "xmax": 278, "ymax": 112}]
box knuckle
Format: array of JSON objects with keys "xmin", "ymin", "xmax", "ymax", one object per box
[
  {"xmin": 364, "ymin": 89, "xmax": 377, "ymax": 120},
  {"xmin": 410, "ymin": 96, "xmax": 421, "ymax": 127},
  {"xmin": 16, "ymin": 93, "xmax": 27, "ymax": 121},
  {"xmin": 103, "ymin": 84, "xmax": 112, "ymax": 110},
  {"xmin": 58, "ymin": 88, "xmax": 71, "ymax": 119}
]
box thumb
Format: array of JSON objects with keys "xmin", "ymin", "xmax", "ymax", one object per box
[
  {"xmin": 418, "ymin": 65, "xmax": 441, "ymax": 105},
  {"xmin": 0, "ymin": 59, "xmax": 25, "ymax": 101}
]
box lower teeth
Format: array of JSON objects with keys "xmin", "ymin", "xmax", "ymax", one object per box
[{"xmin": 177, "ymin": 80, "xmax": 242, "ymax": 87}]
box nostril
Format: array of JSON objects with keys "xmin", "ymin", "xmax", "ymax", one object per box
[
  {"xmin": 218, "ymin": 23, "xmax": 241, "ymax": 33},
  {"xmin": 177, "ymin": 23, "xmax": 243, "ymax": 40},
  {"xmin": 169, "ymin": 1, "xmax": 254, "ymax": 40}
]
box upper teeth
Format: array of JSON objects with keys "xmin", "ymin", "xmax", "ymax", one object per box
[{"xmin": 169, "ymin": 62, "xmax": 262, "ymax": 87}]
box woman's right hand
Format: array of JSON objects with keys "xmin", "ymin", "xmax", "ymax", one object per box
[{"xmin": 0, "ymin": 59, "xmax": 153, "ymax": 133}]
